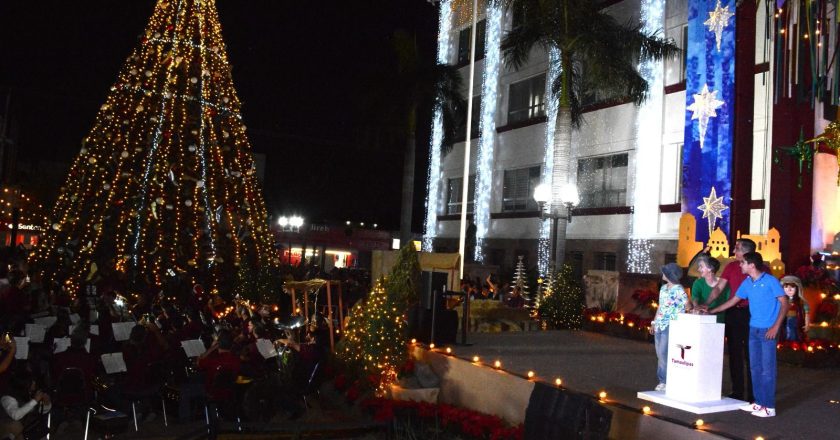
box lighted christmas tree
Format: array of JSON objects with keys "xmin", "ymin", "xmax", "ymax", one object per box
[
  {"xmin": 532, "ymin": 269, "xmax": 554, "ymax": 318},
  {"xmin": 30, "ymin": 0, "xmax": 277, "ymax": 294},
  {"xmin": 511, "ymin": 255, "xmax": 531, "ymax": 307},
  {"xmin": 338, "ymin": 245, "xmax": 419, "ymax": 395},
  {"xmin": 537, "ymin": 264, "xmax": 584, "ymax": 330}
]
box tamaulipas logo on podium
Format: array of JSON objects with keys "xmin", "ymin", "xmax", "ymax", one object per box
[{"xmin": 671, "ymin": 343, "xmax": 694, "ymax": 367}]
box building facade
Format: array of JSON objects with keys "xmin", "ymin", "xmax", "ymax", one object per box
[{"xmin": 424, "ymin": 0, "xmax": 840, "ymax": 278}]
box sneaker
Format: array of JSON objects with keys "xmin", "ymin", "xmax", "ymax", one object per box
[
  {"xmin": 654, "ymin": 383, "xmax": 666, "ymax": 391},
  {"xmin": 751, "ymin": 407, "xmax": 776, "ymax": 418},
  {"xmin": 740, "ymin": 402, "xmax": 761, "ymax": 412}
]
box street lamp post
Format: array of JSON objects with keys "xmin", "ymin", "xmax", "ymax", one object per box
[
  {"xmin": 533, "ymin": 183, "xmax": 579, "ymax": 269},
  {"xmin": 278, "ymin": 215, "xmax": 305, "ymax": 264}
]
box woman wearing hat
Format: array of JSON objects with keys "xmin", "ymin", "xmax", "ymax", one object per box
[
  {"xmin": 650, "ymin": 263, "xmax": 691, "ymax": 392},
  {"xmin": 779, "ymin": 275, "xmax": 810, "ymax": 341}
]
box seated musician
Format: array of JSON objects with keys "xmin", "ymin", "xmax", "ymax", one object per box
[
  {"xmin": 51, "ymin": 329, "xmax": 98, "ymax": 398},
  {"xmin": 239, "ymin": 322, "xmax": 269, "ymax": 379},
  {"xmin": 178, "ymin": 329, "xmax": 240, "ymax": 422}
]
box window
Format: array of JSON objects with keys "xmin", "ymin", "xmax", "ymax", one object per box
[
  {"xmin": 502, "ymin": 166, "xmax": 541, "ymax": 212},
  {"xmin": 447, "ymin": 175, "xmax": 475, "ymax": 215},
  {"xmin": 566, "ymin": 251, "xmax": 584, "ymax": 281},
  {"xmin": 680, "ymin": 25, "xmax": 688, "ymax": 82},
  {"xmin": 457, "ymin": 19, "xmax": 486, "ymax": 65},
  {"xmin": 508, "ymin": 74, "xmax": 546, "ymax": 124},
  {"xmin": 456, "ymin": 96, "xmax": 481, "ymax": 141},
  {"xmin": 577, "ymin": 153, "xmax": 628, "ymax": 208},
  {"xmin": 594, "ymin": 252, "xmax": 617, "ymax": 271}
]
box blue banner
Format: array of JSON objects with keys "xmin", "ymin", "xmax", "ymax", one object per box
[{"xmin": 682, "ymin": 0, "xmax": 736, "ymax": 244}]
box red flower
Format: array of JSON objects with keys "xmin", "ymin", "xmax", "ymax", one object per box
[
  {"xmin": 334, "ymin": 374, "xmax": 347, "ymax": 392},
  {"xmin": 346, "ymin": 383, "xmax": 360, "ymax": 402}
]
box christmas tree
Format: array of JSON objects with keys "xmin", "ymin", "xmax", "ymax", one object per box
[
  {"xmin": 511, "ymin": 255, "xmax": 531, "ymax": 307},
  {"xmin": 533, "ymin": 269, "xmax": 554, "ymax": 318},
  {"xmin": 537, "ymin": 264, "xmax": 584, "ymax": 330},
  {"xmin": 30, "ymin": 0, "xmax": 277, "ymax": 294},
  {"xmin": 338, "ymin": 245, "xmax": 420, "ymax": 395}
]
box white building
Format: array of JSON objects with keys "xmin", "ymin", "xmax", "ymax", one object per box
[{"xmin": 423, "ymin": 0, "xmax": 781, "ymax": 277}]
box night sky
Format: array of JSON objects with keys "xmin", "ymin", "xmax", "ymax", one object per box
[{"xmin": 0, "ymin": 0, "xmax": 439, "ymax": 231}]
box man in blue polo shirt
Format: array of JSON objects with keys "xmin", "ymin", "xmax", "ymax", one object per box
[{"xmin": 709, "ymin": 251, "xmax": 788, "ymax": 418}]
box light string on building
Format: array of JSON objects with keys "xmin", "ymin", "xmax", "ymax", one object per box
[
  {"xmin": 627, "ymin": 0, "xmax": 666, "ymax": 274},
  {"xmin": 472, "ymin": 3, "xmax": 502, "ymax": 262},
  {"xmin": 423, "ymin": 0, "xmax": 452, "ymax": 252},
  {"xmin": 538, "ymin": 47, "xmax": 561, "ymax": 276}
]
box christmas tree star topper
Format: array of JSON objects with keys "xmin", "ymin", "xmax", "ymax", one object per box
[
  {"xmin": 687, "ymin": 84, "xmax": 725, "ymax": 149},
  {"xmin": 705, "ymin": 0, "xmax": 735, "ymax": 52},
  {"xmin": 697, "ymin": 186, "xmax": 729, "ymax": 239}
]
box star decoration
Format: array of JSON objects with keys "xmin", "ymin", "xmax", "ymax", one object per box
[
  {"xmin": 686, "ymin": 84, "xmax": 725, "ymax": 149},
  {"xmin": 704, "ymin": 0, "xmax": 735, "ymax": 52},
  {"xmin": 697, "ymin": 186, "xmax": 729, "ymax": 238}
]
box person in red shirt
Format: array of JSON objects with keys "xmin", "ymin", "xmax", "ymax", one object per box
[
  {"xmin": 178, "ymin": 329, "xmax": 240, "ymax": 422},
  {"xmin": 52, "ymin": 331, "xmax": 98, "ymax": 404},
  {"xmin": 701, "ymin": 238, "xmax": 757, "ymax": 401}
]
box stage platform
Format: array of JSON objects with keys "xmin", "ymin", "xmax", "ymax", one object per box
[{"xmin": 459, "ymin": 330, "xmax": 837, "ymax": 440}]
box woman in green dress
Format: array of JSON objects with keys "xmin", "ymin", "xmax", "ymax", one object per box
[{"xmin": 691, "ymin": 254, "xmax": 728, "ymax": 323}]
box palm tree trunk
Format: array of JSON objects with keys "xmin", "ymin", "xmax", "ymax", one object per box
[
  {"xmin": 400, "ymin": 119, "xmax": 416, "ymax": 247},
  {"xmin": 552, "ymin": 105, "xmax": 572, "ymax": 267}
]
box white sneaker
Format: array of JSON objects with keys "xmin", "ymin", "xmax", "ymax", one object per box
[
  {"xmin": 740, "ymin": 402, "xmax": 761, "ymax": 412},
  {"xmin": 751, "ymin": 407, "xmax": 776, "ymax": 418},
  {"xmin": 654, "ymin": 383, "xmax": 666, "ymax": 391}
]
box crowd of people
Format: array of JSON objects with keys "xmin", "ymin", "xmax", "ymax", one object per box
[
  {"xmin": 0, "ymin": 256, "xmax": 335, "ymax": 439},
  {"xmin": 461, "ymin": 275, "xmax": 526, "ymax": 308},
  {"xmin": 650, "ymin": 238, "xmax": 812, "ymax": 419}
]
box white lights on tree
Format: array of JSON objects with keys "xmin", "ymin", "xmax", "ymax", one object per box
[
  {"xmin": 423, "ymin": 0, "xmax": 452, "ymax": 252},
  {"xmin": 627, "ymin": 0, "xmax": 666, "ymax": 274},
  {"xmin": 473, "ymin": 3, "xmax": 503, "ymax": 263}
]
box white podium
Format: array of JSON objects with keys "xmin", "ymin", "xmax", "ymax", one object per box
[{"xmin": 638, "ymin": 313, "xmax": 745, "ymax": 413}]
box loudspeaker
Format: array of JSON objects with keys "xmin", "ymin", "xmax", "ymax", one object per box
[{"xmin": 524, "ymin": 382, "xmax": 612, "ymax": 440}]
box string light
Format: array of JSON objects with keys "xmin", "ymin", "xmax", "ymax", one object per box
[
  {"xmin": 598, "ymin": 391, "xmax": 607, "ymax": 400},
  {"xmin": 445, "ymin": 347, "xmax": 452, "ymax": 354},
  {"xmin": 527, "ymin": 371, "xmax": 535, "ymax": 379},
  {"xmin": 422, "ymin": 0, "xmax": 452, "ymax": 251},
  {"xmin": 555, "ymin": 378, "xmax": 562, "ymax": 386},
  {"xmin": 472, "ymin": 355, "xmax": 480, "ymax": 363},
  {"xmin": 472, "ymin": 3, "xmax": 502, "ymax": 262},
  {"xmin": 494, "ymin": 360, "xmax": 501, "ymax": 369},
  {"xmin": 538, "ymin": 47, "xmax": 561, "ymax": 276},
  {"xmin": 627, "ymin": 0, "xmax": 666, "ymax": 274},
  {"xmin": 642, "ymin": 406, "xmax": 651, "ymax": 414},
  {"xmin": 695, "ymin": 419, "xmax": 704, "ymax": 428}
]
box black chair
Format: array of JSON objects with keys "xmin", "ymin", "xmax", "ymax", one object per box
[
  {"xmin": 126, "ymin": 361, "xmax": 170, "ymax": 431},
  {"xmin": 53, "ymin": 368, "xmax": 96, "ymax": 440},
  {"xmin": 301, "ymin": 362, "xmax": 321, "ymax": 409},
  {"xmin": 204, "ymin": 367, "xmax": 242, "ymax": 438}
]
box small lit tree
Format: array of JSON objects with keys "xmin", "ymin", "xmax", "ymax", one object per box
[
  {"xmin": 338, "ymin": 244, "xmax": 420, "ymax": 395},
  {"xmin": 538, "ymin": 264, "xmax": 584, "ymax": 330},
  {"xmin": 511, "ymin": 255, "xmax": 532, "ymax": 307}
]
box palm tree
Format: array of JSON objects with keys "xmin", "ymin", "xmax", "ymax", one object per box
[
  {"xmin": 493, "ymin": 0, "xmax": 680, "ymax": 263},
  {"xmin": 370, "ymin": 30, "xmax": 465, "ymax": 246}
]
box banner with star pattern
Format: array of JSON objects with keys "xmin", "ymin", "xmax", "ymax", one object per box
[{"xmin": 682, "ymin": 0, "xmax": 736, "ymax": 245}]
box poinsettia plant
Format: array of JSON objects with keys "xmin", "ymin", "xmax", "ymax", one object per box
[
  {"xmin": 362, "ymin": 397, "xmax": 524, "ymax": 440},
  {"xmin": 794, "ymin": 255, "xmax": 839, "ymax": 293}
]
